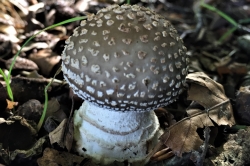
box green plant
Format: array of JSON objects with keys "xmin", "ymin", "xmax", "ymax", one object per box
[
  {"xmin": 200, "ymin": 0, "xmax": 250, "ymax": 42},
  {"xmin": 0, "ymin": 16, "xmax": 86, "ymax": 131},
  {"xmin": 0, "ymin": 69, "xmax": 13, "ymax": 101},
  {"xmin": 37, "ymin": 66, "xmax": 62, "ymax": 131},
  {"xmin": 200, "ymin": 2, "xmax": 238, "ymax": 27}
]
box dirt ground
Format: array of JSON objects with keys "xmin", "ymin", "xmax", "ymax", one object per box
[{"xmin": 0, "ymin": 0, "xmax": 250, "ymax": 166}]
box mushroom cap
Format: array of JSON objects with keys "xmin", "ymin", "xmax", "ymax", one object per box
[{"xmin": 61, "ymin": 4, "xmax": 189, "ymax": 111}]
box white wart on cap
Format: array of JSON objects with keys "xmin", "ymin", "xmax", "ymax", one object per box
[{"xmin": 61, "ymin": 4, "xmax": 188, "ymax": 111}]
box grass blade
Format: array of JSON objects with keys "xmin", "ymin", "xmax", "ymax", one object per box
[
  {"xmin": 37, "ymin": 66, "xmax": 62, "ymax": 131},
  {"xmin": 7, "ymin": 16, "xmax": 86, "ymax": 80},
  {"xmin": 200, "ymin": 3, "xmax": 238, "ymax": 27},
  {"xmin": 0, "ymin": 68, "xmax": 13, "ymax": 101}
]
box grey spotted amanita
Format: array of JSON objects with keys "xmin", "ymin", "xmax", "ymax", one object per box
[{"xmin": 61, "ymin": 4, "xmax": 188, "ymax": 165}]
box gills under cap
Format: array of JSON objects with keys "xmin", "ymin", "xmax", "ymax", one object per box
[{"xmin": 61, "ymin": 4, "xmax": 189, "ymax": 111}]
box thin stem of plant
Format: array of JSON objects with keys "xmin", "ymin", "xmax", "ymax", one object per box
[{"xmin": 37, "ymin": 66, "xmax": 62, "ymax": 131}]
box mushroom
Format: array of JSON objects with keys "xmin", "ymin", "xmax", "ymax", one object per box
[{"xmin": 61, "ymin": 4, "xmax": 188, "ymax": 165}]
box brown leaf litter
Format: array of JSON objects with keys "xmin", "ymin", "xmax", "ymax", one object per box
[{"xmin": 147, "ymin": 72, "xmax": 235, "ymax": 162}]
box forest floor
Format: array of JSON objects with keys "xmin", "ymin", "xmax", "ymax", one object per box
[{"xmin": 0, "ymin": 0, "xmax": 250, "ymax": 166}]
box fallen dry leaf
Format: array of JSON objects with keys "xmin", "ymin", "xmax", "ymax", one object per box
[
  {"xmin": 186, "ymin": 72, "xmax": 235, "ymax": 126},
  {"xmin": 6, "ymin": 99, "xmax": 18, "ymax": 110},
  {"xmin": 215, "ymin": 60, "xmax": 247, "ymax": 76},
  {"xmin": 147, "ymin": 72, "xmax": 235, "ymax": 161},
  {"xmin": 49, "ymin": 119, "xmax": 67, "ymax": 148},
  {"xmin": 5, "ymin": 56, "xmax": 39, "ymax": 71},
  {"xmin": 159, "ymin": 109, "xmax": 214, "ymax": 157},
  {"xmin": 63, "ymin": 118, "xmax": 74, "ymax": 152},
  {"xmin": 10, "ymin": 137, "xmax": 46, "ymax": 162},
  {"xmin": 43, "ymin": 98, "xmax": 68, "ymax": 133},
  {"xmin": 48, "ymin": 114, "xmax": 74, "ymax": 151},
  {"xmin": 37, "ymin": 147, "xmax": 84, "ymax": 166},
  {"xmin": 45, "ymin": 98, "xmax": 66, "ymax": 121},
  {"xmin": 29, "ymin": 49, "xmax": 61, "ymax": 77}
]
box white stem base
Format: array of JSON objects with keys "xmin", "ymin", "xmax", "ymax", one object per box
[{"xmin": 74, "ymin": 101, "xmax": 161, "ymax": 165}]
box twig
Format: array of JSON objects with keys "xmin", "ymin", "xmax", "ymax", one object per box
[{"xmin": 196, "ymin": 127, "xmax": 211, "ymax": 166}]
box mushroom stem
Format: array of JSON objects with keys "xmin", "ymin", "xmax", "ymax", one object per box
[{"xmin": 74, "ymin": 100, "xmax": 161, "ymax": 165}]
